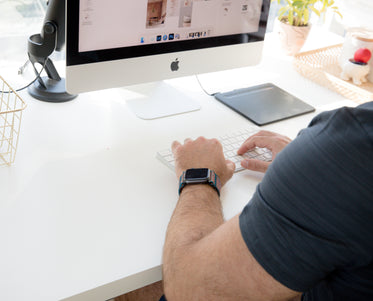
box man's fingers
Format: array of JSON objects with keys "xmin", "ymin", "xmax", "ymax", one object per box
[
  {"xmin": 250, "ymin": 130, "xmax": 278, "ymax": 138},
  {"xmin": 171, "ymin": 140, "xmax": 182, "ymax": 154},
  {"xmin": 237, "ymin": 136, "xmax": 271, "ymax": 155},
  {"xmin": 172, "ymin": 137, "xmax": 194, "ymax": 151},
  {"xmin": 241, "ymin": 158, "xmax": 271, "ymax": 173}
]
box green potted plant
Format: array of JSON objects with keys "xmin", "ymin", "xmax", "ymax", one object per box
[{"xmin": 272, "ymin": 0, "xmax": 342, "ymax": 55}]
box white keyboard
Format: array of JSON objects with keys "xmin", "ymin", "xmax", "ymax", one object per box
[{"xmin": 156, "ymin": 127, "xmax": 272, "ymax": 172}]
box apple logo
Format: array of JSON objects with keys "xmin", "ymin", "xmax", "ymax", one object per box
[{"xmin": 170, "ymin": 58, "xmax": 179, "ymax": 71}]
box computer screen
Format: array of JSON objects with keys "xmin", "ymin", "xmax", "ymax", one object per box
[{"xmin": 66, "ymin": 0, "xmax": 270, "ymax": 119}]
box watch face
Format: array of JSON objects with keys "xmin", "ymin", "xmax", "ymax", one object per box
[{"xmin": 185, "ymin": 168, "xmax": 209, "ymax": 180}]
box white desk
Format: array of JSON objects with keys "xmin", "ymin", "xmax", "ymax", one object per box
[{"xmin": 0, "ymin": 31, "xmax": 355, "ymax": 301}]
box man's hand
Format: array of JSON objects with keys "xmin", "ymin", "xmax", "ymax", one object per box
[
  {"xmin": 172, "ymin": 137, "xmax": 235, "ymax": 187},
  {"xmin": 237, "ymin": 130, "xmax": 292, "ymax": 173}
]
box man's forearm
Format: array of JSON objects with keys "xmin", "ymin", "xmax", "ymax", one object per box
[
  {"xmin": 162, "ymin": 184, "xmax": 224, "ymax": 297},
  {"xmin": 165, "ymin": 184, "xmax": 223, "ymax": 247}
]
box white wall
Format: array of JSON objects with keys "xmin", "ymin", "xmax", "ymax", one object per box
[{"xmin": 329, "ymin": 0, "xmax": 373, "ymax": 35}]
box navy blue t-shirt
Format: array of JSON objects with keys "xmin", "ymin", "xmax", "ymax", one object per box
[{"xmin": 239, "ymin": 102, "xmax": 373, "ymax": 300}]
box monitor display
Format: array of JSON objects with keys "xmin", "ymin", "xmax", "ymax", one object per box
[
  {"xmin": 78, "ymin": 0, "xmax": 262, "ymax": 52},
  {"xmin": 66, "ymin": 0, "xmax": 270, "ymax": 118}
]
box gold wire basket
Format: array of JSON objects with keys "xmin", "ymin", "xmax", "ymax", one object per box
[
  {"xmin": 0, "ymin": 75, "xmax": 27, "ymax": 166},
  {"xmin": 294, "ymin": 44, "xmax": 373, "ymax": 104}
]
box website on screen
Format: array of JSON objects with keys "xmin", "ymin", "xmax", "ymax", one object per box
[{"xmin": 79, "ymin": 0, "xmax": 263, "ymax": 52}]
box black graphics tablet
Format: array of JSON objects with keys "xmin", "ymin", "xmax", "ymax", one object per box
[{"xmin": 214, "ymin": 83, "xmax": 315, "ymax": 126}]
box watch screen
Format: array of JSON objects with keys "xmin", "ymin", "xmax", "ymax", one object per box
[{"xmin": 185, "ymin": 168, "xmax": 209, "ymax": 179}]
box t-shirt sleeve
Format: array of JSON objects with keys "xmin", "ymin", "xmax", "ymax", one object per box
[{"xmin": 239, "ymin": 105, "xmax": 373, "ymax": 292}]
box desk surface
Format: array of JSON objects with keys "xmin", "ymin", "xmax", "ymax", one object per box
[{"xmin": 0, "ymin": 30, "xmax": 354, "ymax": 301}]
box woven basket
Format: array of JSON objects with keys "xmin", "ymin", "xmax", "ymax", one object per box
[
  {"xmin": 0, "ymin": 75, "xmax": 26, "ymax": 166},
  {"xmin": 294, "ymin": 44, "xmax": 373, "ymax": 104}
]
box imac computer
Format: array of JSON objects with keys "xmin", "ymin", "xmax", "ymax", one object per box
[{"xmin": 65, "ymin": 0, "xmax": 271, "ymax": 119}]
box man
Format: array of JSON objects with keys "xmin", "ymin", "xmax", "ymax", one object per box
[{"xmin": 162, "ymin": 102, "xmax": 373, "ymax": 301}]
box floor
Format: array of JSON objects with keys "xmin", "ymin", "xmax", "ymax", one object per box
[{"xmin": 111, "ymin": 281, "xmax": 164, "ymax": 301}]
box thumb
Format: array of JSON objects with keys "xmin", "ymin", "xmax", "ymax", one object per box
[
  {"xmin": 241, "ymin": 159, "xmax": 270, "ymax": 173},
  {"xmin": 221, "ymin": 160, "xmax": 235, "ymax": 185},
  {"xmin": 226, "ymin": 160, "xmax": 235, "ymax": 173}
]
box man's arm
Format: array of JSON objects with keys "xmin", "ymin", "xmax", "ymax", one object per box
[{"xmin": 162, "ymin": 137, "xmax": 301, "ymax": 301}]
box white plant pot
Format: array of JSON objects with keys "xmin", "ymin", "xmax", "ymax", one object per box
[{"xmin": 275, "ymin": 19, "xmax": 312, "ymax": 55}]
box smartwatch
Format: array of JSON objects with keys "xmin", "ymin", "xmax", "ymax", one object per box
[{"xmin": 178, "ymin": 168, "xmax": 221, "ymax": 196}]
